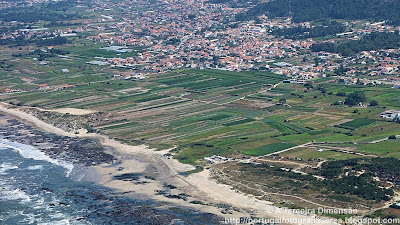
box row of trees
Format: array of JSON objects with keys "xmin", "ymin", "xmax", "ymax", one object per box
[
  {"xmin": 272, "ymin": 22, "xmax": 346, "ymax": 39},
  {"xmin": 0, "ymin": 35, "xmax": 68, "ymax": 47},
  {"xmin": 26, "ymin": 48, "xmax": 70, "ymax": 61},
  {"xmin": 37, "ymin": 36, "xmax": 68, "ymax": 47}
]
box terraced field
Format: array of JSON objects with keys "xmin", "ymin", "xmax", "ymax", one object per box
[{"xmin": 5, "ymin": 66, "xmax": 400, "ymax": 164}]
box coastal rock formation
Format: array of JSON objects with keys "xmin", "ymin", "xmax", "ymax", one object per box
[{"xmin": 0, "ymin": 114, "xmax": 115, "ymax": 166}]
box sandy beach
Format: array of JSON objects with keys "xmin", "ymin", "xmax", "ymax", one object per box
[{"xmin": 0, "ymin": 102, "xmax": 339, "ymax": 224}]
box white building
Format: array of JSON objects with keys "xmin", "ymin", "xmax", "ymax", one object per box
[{"xmin": 380, "ymin": 110, "xmax": 400, "ymax": 120}]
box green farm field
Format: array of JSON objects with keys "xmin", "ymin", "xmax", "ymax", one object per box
[{"xmin": 3, "ymin": 40, "xmax": 400, "ymax": 165}]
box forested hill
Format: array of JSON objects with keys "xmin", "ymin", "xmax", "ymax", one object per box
[
  {"xmin": 236, "ymin": 0, "xmax": 400, "ymax": 25},
  {"xmin": 311, "ymin": 32, "xmax": 400, "ymax": 56}
]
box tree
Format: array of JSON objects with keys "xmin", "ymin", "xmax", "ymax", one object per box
[
  {"xmin": 335, "ymin": 65, "xmax": 349, "ymax": 75},
  {"xmin": 369, "ymin": 100, "xmax": 379, "ymax": 106},
  {"xmin": 344, "ymin": 92, "xmax": 367, "ymax": 106},
  {"xmin": 389, "ymin": 135, "xmax": 397, "ymax": 140},
  {"xmin": 304, "ymin": 83, "xmax": 313, "ymax": 90},
  {"xmin": 279, "ymin": 98, "xmax": 287, "ymax": 104},
  {"xmin": 344, "ymin": 98, "xmax": 358, "ymax": 106}
]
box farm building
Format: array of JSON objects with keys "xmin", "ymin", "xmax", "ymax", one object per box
[
  {"xmin": 380, "ymin": 110, "xmax": 400, "ymax": 120},
  {"xmin": 204, "ymin": 155, "xmax": 229, "ymax": 164}
]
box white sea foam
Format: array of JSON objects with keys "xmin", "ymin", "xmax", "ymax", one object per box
[
  {"xmin": 33, "ymin": 197, "xmax": 46, "ymax": 209},
  {"xmin": 38, "ymin": 219, "xmax": 71, "ymax": 225},
  {"xmin": 0, "ymin": 163, "xmax": 18, "ymax": 174},
  {"xmin": 0, "ymin": 139, "xmax": 74, "ymax": 177},
  {"xmin": 0, "ymin": 185, "xmax": 31, "ymax": 202},
  {"xmin": 27, "ymin": 165, "xmax": 44, "ymax": 170},
  {"xmin": 19, "ymin": 212, "xmax": 36, "ymax": 225}
]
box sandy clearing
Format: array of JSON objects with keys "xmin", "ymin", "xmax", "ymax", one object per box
[
  {"xmin": 25, "ymin": 106, "xmax": 97, "ymax": 116},
  {"xmin": 49, "ymin": 107, "xmax": 97, "ymax": 115},
  {"xmin": 117, "ymin": 87, "xmax": 149, "ymax": 94}
]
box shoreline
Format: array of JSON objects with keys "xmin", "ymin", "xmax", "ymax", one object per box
[{"xmin": 0, "ymin": 102, "xmax": 338, "ymax": 224}]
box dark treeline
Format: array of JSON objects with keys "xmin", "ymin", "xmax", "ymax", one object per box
[
  {"xmin": 311, "ymin": 32, "xmax": 400, "ymax": 56},
  {"xmin": 47, "ymin": 21, "xmax": 83, "ymax": 27},
  {"xmin": 0, "ymin": 0, "xmax": 83, "ymax": 22},
  {"xmin": 27, "ymin": 48, "xmax": 70, "ymax": 61},
  {"xmin": 0, "ymin": 36, "xmax": 68, "ymax": 47},
  {"xmin": 48, "ymin": 48, "xmax": 69, "ymax": 55},
  {"xmin": 0, "ymin": 24, "xmax": 25, "ymax": 34},
  {"xmin": 207, "ymin": 0, "xmax": 257, "ymax": 4},
  {"xmin": 37, "ymin": 36, "xmax": 68, "ymax": 47},
  {"xmin": 272, "ymin": 21, "xmax": 346, "ymax": 39},
  {"xmin": 0, "ymin": 11, "xmax": 73, "ymax": 23},
  {"xmin": 0, "ymin": 35, "xmax": 27, "ymax": 46},
  {"xmin": 206, "ymin": 0, "xmax": 258, "ymax": 8},
  {"xmin": 236, "ymin": 0, "xmax": 400, "ymax": 25}
]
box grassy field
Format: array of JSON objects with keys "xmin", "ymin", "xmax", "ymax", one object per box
[
  {"xmin": 356, "ymin": 140, "xmax": 400, "ymax": 157},
  {"xmin": 242, "ymin": 142, "xmax": 296, "ymax": 156},
  {"xmin": 335, "ymin": 118, "xmax": 377, "ymax": 130}
]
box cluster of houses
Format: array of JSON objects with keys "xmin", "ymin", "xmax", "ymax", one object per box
[
  {"xmin": 35, "ymin": 84, "xmax": 75, "ymax": 91},
  {"xmin": 0, "ymin": 88, "xmax": 20, "ymax": 93},
  {"xmin": 82, "ymin": 0, "xmax": 318, "ymax": 72},
  {"xmin": 77, "ymin": 0, "xmax": 400, "ymax": 78},
  {"xmin": 112, "ymin": 73, "xmax": 146, "ymax": 80}
]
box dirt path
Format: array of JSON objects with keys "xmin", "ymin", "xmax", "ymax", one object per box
[{"xmin": 263, "ymin": 142, "xmax": 313, "ymax": 157}]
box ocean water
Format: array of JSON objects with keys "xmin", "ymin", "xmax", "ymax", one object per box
[{"xmin": 0, "ymin": 139, "xmax": 219, "ymax": 225}]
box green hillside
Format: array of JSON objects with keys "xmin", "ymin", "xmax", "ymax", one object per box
[{"xmin": 236, "ymin": 0, "xmax": 400, "ymax": 25}]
